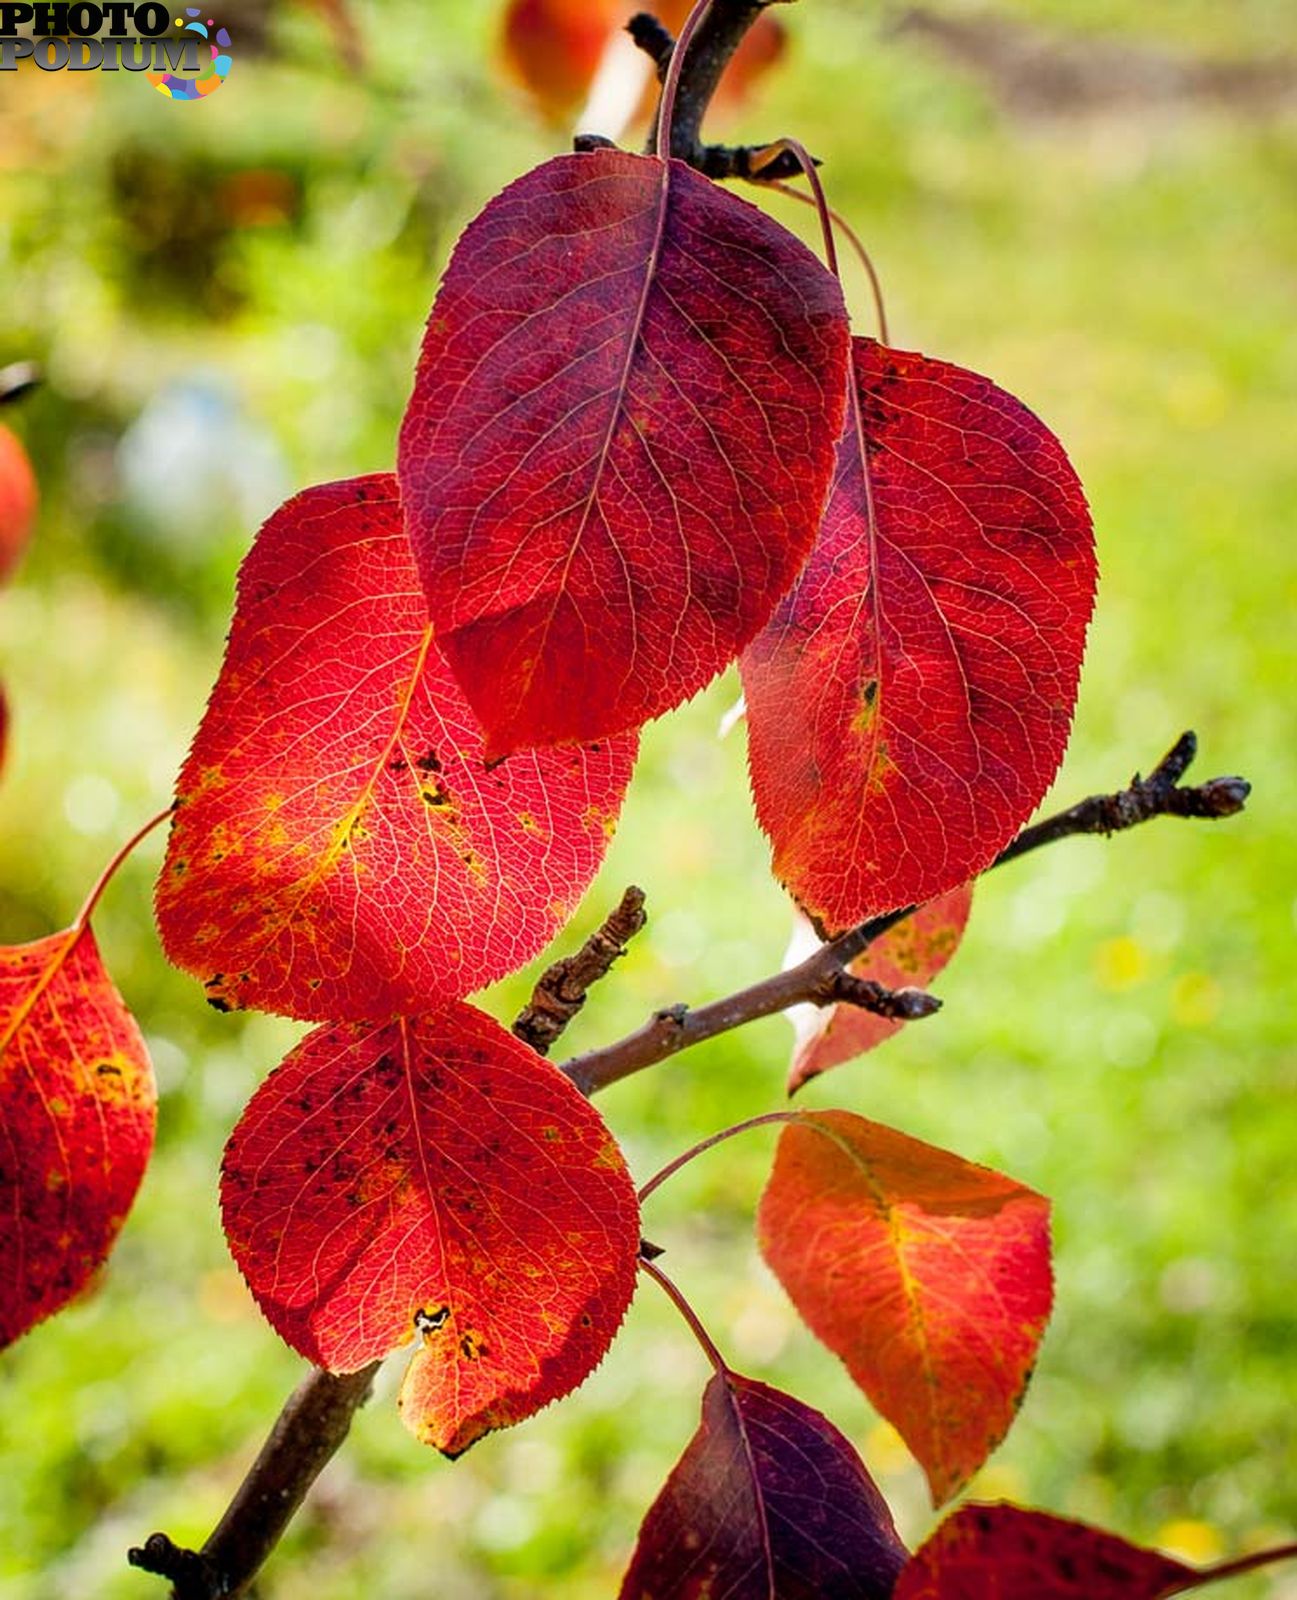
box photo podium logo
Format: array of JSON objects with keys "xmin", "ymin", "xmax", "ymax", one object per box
[{"xmin": 0, "ymin": 3, "xmax": 233, "ymax": 98}]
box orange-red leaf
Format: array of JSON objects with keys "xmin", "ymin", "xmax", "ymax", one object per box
[
  {"xmin": 155, "ymin": 475, "xmax": 636, "ymax": 1021},
  {"xmin": 221, "ymin": 1003, "xmax": 640, "ymax": 1456},
  {"xmin": 741, "ymin": 340, "xmax": 1096, "ymax": 931},
  {"xmin": 757, "ymin": 1112, "xmax": 1052, "ymax": 1505},
  {"xmin": 501, "ymin": 0, "xmax": 622, "ymax": 121},
  {"xmin": 398, "ymin": 149, "xmax": 850, "ymax": 755},
  {"xmin": 893, "ymin": 1505, "xmax": 1196, "ymax": 1598},
  {"xmin": 1, "ymin": 924, "xmax": 156, "ymax": 1349},
  {"xmin": 788, "ymin": 886, "xmax": 973, "ymax": 1093},
  {"xmin": 620, "ymin": 1370, "xmax": 908, "ymax": 1600},
  {"xmin": 0, "ymin": 422, "xmax": 38, "ymax": 585}
]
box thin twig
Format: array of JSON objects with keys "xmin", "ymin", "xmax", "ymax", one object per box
[
  {"xmin": 994, "ymin": 731, "xmax": 1248, "ymax": 865},
  {"xmin": 513, "ymin": 886, "xmax": 648, "ymax": 1055},
  {"xmin": 562, "ymin": 732, "xmax": 1249, "ymax": 1095},
  {"xmin": 627, "ymin": 12, "xmax": 675, "ymax": 78}
]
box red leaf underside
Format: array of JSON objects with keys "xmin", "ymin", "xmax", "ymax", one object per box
[
  {"xmin": 758, "ymin": 1111, "xmax": 1053, "ymax": 1504},
  {"xmin": 398, "ymin": 148, "xmax": 850, "ymax": 755},
  {"xmin": 0, "ymin": 924, "xmax": 155, "ymax": 1349},
  {"xmin": 620, "ymin": 1370, "xmax": 908, "ymax": 1600},
  {"xmin": 893, "ymin": 1505, "xmax": 1195, "ymax": 1599},
  {"xmin": 220, "ymin": 1003, "xmax": 640, "ymax": 1456},
  {"xmin": 788, "ymin": 884, "xmax": 973, "ymax": 1093},
  {"xmin": 155, "ymin": 475, "xmax": 636, "ymax": 1021},
  {"xmin": 742, "ymin": 339, "xmax": 1096, "ymax": 930}
]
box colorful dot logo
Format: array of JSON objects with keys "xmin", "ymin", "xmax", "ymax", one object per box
[{"xmin": 148, "ymin": 9, "xmax": 232, "ymax": 100}]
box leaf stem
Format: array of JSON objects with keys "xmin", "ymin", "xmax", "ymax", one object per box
[
  {"xmin": 761, "ymin": 180, "xmax": 891, "ymax": 342},
  {"xmin": 1176, "ymin": 1541, "xmax": 1297, "ymax": 1592},
  {"xmin": 751, "ymin": 139, "xmax": 839, "ymax": 278},
  {"xmin": 638, "ymin": 1111, "xmax": 797, "ymax": 1204},
  {"xmin": 74, "ymin": 806, "xmax": 173, "ymax": 930},
  {"xmin": 639, "ymin": 1255, "xmax": 730, "ymax": 1376}
]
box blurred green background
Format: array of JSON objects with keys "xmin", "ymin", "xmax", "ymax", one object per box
[{"xmin": 1, "ymin": 1, "xmax": 1294, "ymax": 1595}]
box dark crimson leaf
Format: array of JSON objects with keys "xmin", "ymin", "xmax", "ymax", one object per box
[
  {"xmin": 0, "ymin": 421, "xmax": 37, "ymax": 585},
  {"xmin": 1, "ymin": 923, "xmax": 155, "ymax": 1349},
  {"xmin": 742, "ymin": 339, "xmax": 1096, "ymax": 931},
  {"xmin": 155, "ymin": 475, "xmax": 635, "ymax": 1021},
  {"xmin": 620, "ymin": 1370, "xmax": 908, "ymax": 1600},
  {"xmin": 221, "ymin": 1002, "xmax": 640, "ymax": 1455},
  {"xmin": 398, "ymin": 148, "xmax": 850, "ymax": 755},
  {"xmin": 758, "ymin": 1112, "xmax": 1052, "ymax": 1504},
  {"xmin": 893, "ymin": 1505, "xmax": 1193, "ymax": 1598},
  {"xmin": 788, "ymin": 886, "xmax": 973, "ymax": 1093}
]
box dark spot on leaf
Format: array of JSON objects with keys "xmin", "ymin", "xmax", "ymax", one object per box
[{"xmin": 415, "ymin": 1305, "xmax": 450, "ymax": 1334}]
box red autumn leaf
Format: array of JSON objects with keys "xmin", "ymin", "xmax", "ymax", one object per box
[
  {"xmin": 757, "ymin": 1112, "xmax": 1052, "ymax": 1505},
  {"xmin": 155, "ymin": 475, "xmax": 636, "ymax": 1021},
  {"xmin": 620, "ymin": 1369, "xmax": 908, "ymax": 1600},
  {"xmin": 741, "ymin": 339, "xmax": 1096, "ymax": 932},
  {"xmin": 0, "ymin": 922, "xmax": 156, "ymax": 1349},
  {"xmin": 501, "ymin": 0, "xmax": 622, "ymax": 121},
  {"xmin": 892, "ymin": 1504, "xmax": 1195, "ymax": 1599},
  {"xmin": 398, "ymin": 148, "xmax": 850, "ymax": 756},
  {"xmin": 788, "ymin": 885, "xmax": 973, "ymax": 1093},
  {"xmin": 500, "ymin": 0, "xmax": 786, "ymax": 125},
  {"xmin": 221, "ymin": 1002, "xmax": 640, "ymax": 1456},
  {"xmin": 0, "ymin": 422, "xmax": 38, "ymax": 585}
]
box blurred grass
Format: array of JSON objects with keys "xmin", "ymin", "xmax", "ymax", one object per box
[{"xmin": 0, "ymin": 1, "xmax": 1294, "ymax": 1596}]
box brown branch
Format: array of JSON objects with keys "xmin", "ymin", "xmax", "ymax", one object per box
[
  {"xmin": 513, "ymin": 886, "xmax": 648, "ymax": 1055},
  {"xmin": 624, "ymin": 3, "xmax": 812, "ymax": 180},
  {"xmin": 126, "ymin": 732, "xmax": 1247, "ymax": 1596},
  {"xmin": 128, "ymin": 1364, "xmax": 379, "ymax": 1600},
  {"xmin": 563, "ymin": 731, "xmax": 1249, "ymax": 1094}
]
